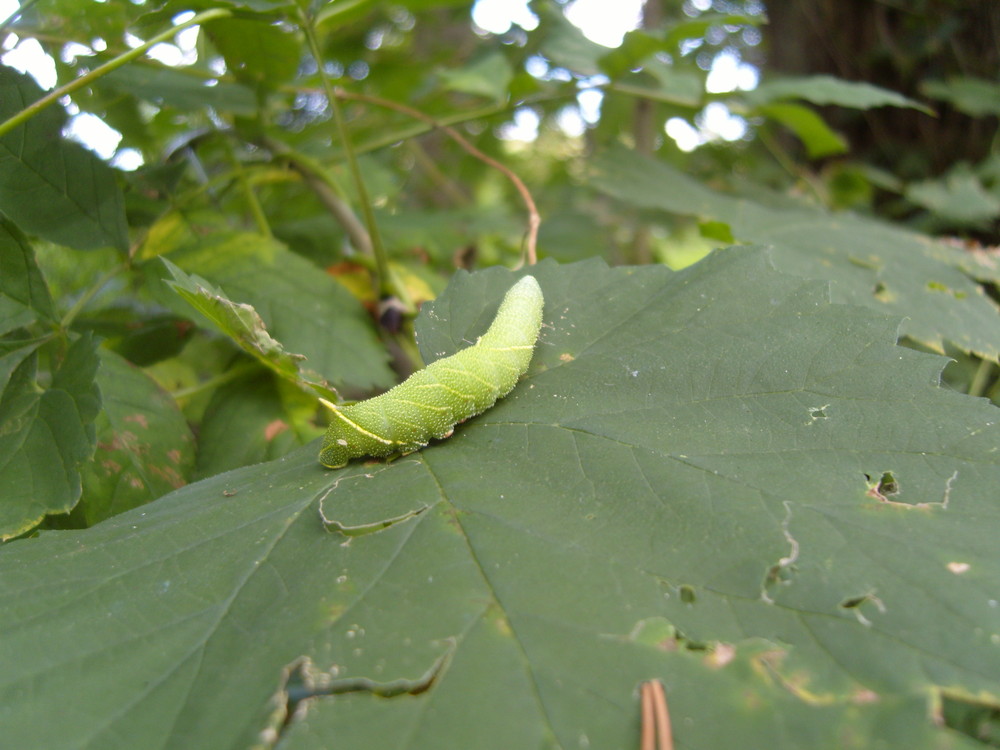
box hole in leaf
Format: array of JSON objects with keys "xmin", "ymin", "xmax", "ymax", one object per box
[
  {"xmin": 872, "ymin": 281, "xmax": 893, "ymax": 303},
  {"xmin": 864, "ymin": 471, "xmax": 900, "ymax": 501},
  {"xmin": 839, "ymin": 592, "xmax": 886, "ymax": 626},
  {"xmin": 940, "ymin": 691, "xmax": 1000, "ymax": 747},
  {"xmin": 679, "ymin": 584, "xmax": 696, "ymax": 604}
]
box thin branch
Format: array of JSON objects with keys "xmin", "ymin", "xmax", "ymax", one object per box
[
  {"xmin": 336, "ymin": 88, "xmax": 540, "ymax": 266},
  {"xmin": 261, "ymin": 136, "xmax": 372, "ymax": 255},
  {"xmin": 0, "ymin": 9, "xmax": 231, "ymax": 138}
]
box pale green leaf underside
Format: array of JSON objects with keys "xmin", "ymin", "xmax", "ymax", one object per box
[
  {"xmin": 1, "ymin": 252, "xmax": 998, "ymax": 749},
  {"xmin": 155, "ymin": 232, "xmax": 394, "ymax": 391},
  {"xmin": 163, "ymin": 258, "xmax": 338, "ymax": 401}
]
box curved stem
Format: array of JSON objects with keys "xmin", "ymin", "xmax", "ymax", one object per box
[
  {"xmin": 0, "ymin": 8, "xmax": 232, "ymax": 139},
  {"xmin": 335, "ymin": 88, "xmax": 540, "ymax": 266}
]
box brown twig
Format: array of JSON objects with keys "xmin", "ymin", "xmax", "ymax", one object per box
[
  {"xmin": 334, "ymin": 88, "xmax": 540, "ymax": 266},
  {"xmin": 640, "ymin": 680, "xmax": 674, "ymax": 750}
]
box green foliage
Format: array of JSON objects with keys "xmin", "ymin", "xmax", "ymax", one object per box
[
  {"xmin": 0, "ymin": 68, "xmax": 128, "ymax": 251},
  {"xmin": 0, "ymin": 0, "xmax": 999, "ymax": 746},
  {"xmin": 4, "ymin": 253, "xmax": 1000, "ymax": 749}
]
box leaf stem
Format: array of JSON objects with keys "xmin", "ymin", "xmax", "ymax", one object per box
[
  {"xmin": 968, "ymin": 357, "xmax": 995, "ymax": 398},
  {"xmin": 221, "ymin": 135, "xmax": 272, "ymax": 237},
  {"xmin": 297, "ymin": 9, "xmax": 392, "ymax": 295},
  {"xmin": 170, "ymin": 360, "xmax": 259, "ymax": 402},
  {"xmin": 0, "ymin": 9, "xmax": 232, "ymax": 139},
  {"xmin": 59, "ymin": 263, "xmax": 126, "ymax": 330}
]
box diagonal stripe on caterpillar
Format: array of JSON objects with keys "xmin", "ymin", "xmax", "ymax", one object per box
[{"xmin": 319, "ymin": 275, "xmax": 544, "ymax": 468}]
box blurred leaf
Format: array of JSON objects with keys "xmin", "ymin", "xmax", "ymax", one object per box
[
  {"xmin": 2, "ymin": 255, "xmax": 1000, "ymax": 748},
  {"xmin": 747, "ymin": 74, "xmax": 934, "ymax": 114},
  {"xmin": 597, "ymin": 29, "xmax": 663, "ymax": 79},
  {"xmin": 204, "ymin": 16, "xmax": 301, "ymax": 91},
  {"xmin": 906, "ymin": 168, "xmax": 1000, "ymax": 224},
  {"xmin": 0, "ymin": 67, "xmax": 128, "ymax": 252},
  {"xmin": 611, "ymin": 61, "xmax": 704, "ymax": 108},
  {"xmin": 0, "ymin": 334, "xmax": 101, "ymax": 540},
  {"xmin": 699, "ymin": 219, "xmax": 735, "ymax": 244},
  {"xmin": 438, "ymin": 51, "xmax": 513, "ymax": 102},
  {"xmin": 536, "ymin": 3, "xmax": 604, "ymax": 76},
  {"xmin": 758, "ymin": 102, "xmax": 848, "ymax": 158},
  {"xmin": 0, "ymin": 216, "xmax": 54, "ymax": 335},
  {"xmin": 69, "ymin": 348, "xmax": 195, "ymax": 526},
  {"xmin": 591, "ymin": 147, "xmax": 1000, "ymax": 359},
  {"xmin": 315, "ymin": 0, "xmax": 376, "ymax": 27},
  {"xmin": 100, "ymin": 64, "xmax": 258, "ymax": 116},
  {"xmin": 90, "ymin": 312, "xmax": 194, "ymax": 367},
  {"xmin": 663, "ymin": 13, "xmax": 762, "ymax": 52},
  {"xmin": 195, "ymin": 370, "xmax": 318, "ymax": 479},
  {"xmin": 163, "ymin": 258, "xmax": 339, "ymax": 401},
  {"xmin": 921, "ymin": 76, "xmax": 1000, "ymax": 117}
]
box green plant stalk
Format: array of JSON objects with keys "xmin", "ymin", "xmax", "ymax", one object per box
[
  {"xmin": 59, "ymin": 264, "xmax": 126, "ymax": 330},
  {"xmin": 297, "ymin": 9, "xmax": 392, "ymax": 297},
  {"xmin": 0, "ymin": 8, "xmax": 232, "ymax": 139},
  {"xmin": 169, "ymin": 360, "xmax": 259, "ymax": 402},
  {"xmin": 968, "ymin": 357, "xmax": 995, "ymax": 398},
  {"xmin": 221, "ymin": 136, "xmax": 272, "ymax": 238}
]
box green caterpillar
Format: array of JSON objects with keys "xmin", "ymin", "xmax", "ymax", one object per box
[{"xmin": 319, "ymin": 275, "xmax": 544, "ymax": 468}]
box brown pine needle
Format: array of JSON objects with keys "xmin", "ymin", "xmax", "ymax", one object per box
[{"xmin": 640, "ymin": 680, "xmax": 674, "ymax": 750}]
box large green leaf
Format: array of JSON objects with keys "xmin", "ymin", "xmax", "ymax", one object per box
[
  {"xmin": 1, "ymin": 253, "xmax": 998, "ymax": 748},
  {"xmin": 0, "ymin": 334, "xmax": 101, "ymax": 539},
  {"xmin": 590, "ymin": 147, "xmax": 1000, "ymax": 359},
  {"xmin": 0, "ymin": 67, "xmax": 128, "ymax": 252}
]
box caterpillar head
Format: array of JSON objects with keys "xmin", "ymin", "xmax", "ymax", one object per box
[{"xmin": 318, "ymin": 399, "xmax": 351, "ymax": 468}]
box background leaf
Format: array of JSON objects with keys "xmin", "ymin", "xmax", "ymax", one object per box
[
  {"xmin": 2, "ymin": 253, "xmax": 999, "ymax": 748},
  {"xmin": 747, "ymin": 74, "xmax": 933, "ymax": 113},
  {"xmin": 590, "ymin": 148, "xmax": 1000, "ymax": 359},
  {"xmin": 69, "ymin": 349, "xmax": 195, "ymax": 526},
  {"xmin": 148, "ymin": 232, "xmax": 395, "ymax": 391},
  {"xmin": 0, "ymin": 67, "xmax": 128, "ymax": 252},
  {"xmin": 756, "ymin": 102, "xmax": 848, "ymax": 158},
  {"xmin": 0, "ymin": 334, "xmax": 101, "ymax": 539},
  {"xmin": 204, "ymin": 16, "xmax": 301, "ymax": 91},
  {"xmin": 195, "ymin": 370, "xmax": 318, "ymax": 479},
  {"xmin": 163, "ymin": 259, "xmax": 338, "ymax": 400},
  {"xmin": 0, "ymin": 216, "xmax": 54, "ymax": 334}
]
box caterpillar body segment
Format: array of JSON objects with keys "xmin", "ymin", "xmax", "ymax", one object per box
[{"xmin": 319, "ymin": 275, "xmax": 544, "ymax": 468}]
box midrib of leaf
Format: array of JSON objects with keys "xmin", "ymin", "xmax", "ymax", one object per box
[{"xmin": 419, "ymin": 456, "xmax": 566, "ymax": 749}]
